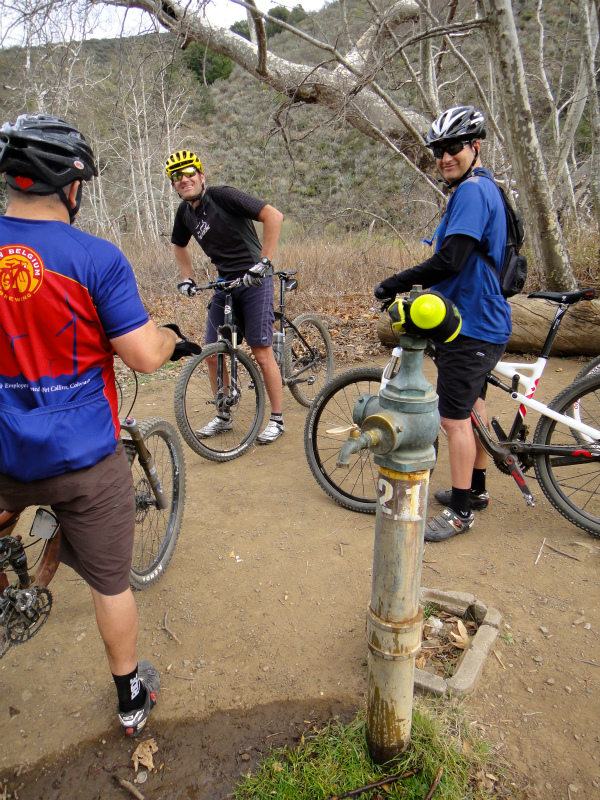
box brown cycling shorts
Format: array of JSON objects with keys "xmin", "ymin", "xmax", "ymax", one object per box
[{"xmin": 0, "ymin": 440, "xmax": 135, "ymax": 596}]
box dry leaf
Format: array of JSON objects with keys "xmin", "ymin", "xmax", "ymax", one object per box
[
  {"xmin": 132, "ymin": 738, "xmax": 158, "ymax": 772},
  {"xmin": 462, "ymin": 738, "xmax": 473, "ymax": 753},
  {"xmin": 450, "ymin": 619, "xmax": 471, "ymax": 649}
]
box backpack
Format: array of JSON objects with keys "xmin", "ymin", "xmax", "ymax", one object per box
[{"xmin": 472, "ymin": 172, "xmax": 527, "ymax": 298}]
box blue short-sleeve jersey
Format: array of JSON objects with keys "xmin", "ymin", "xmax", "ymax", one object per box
[
  {"xmin": 0, "ymin": 216, "xmax": 149, "ymax": 482},
  {"xmin": 433, "ymin": 169, "xmax": 511, "ymax": 344}
]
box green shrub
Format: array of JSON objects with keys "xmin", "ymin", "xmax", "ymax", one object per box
[{"xmin": 184, "ymin": 42, "xmax": 233, "ymax": 84}]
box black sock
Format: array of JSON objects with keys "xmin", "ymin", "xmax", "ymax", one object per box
[
  {"xmin": 471, "ymin": 468, "xmax": 487, "ymax": 494},
  {"xmin": 113, "ymin": 666, "xmax": 147, "ymax": 713},
  {"xmin": 270, "ymin": 413, "xmax": 284, "ymax": 425},
  {"xmin": 449, "ymin": 487, "xmax": 471, "ymax": 517}
]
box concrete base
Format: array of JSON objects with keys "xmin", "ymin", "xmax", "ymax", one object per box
[{"xmin": 415, "ymin": 587, "xmax": 502, "ymax": 698}]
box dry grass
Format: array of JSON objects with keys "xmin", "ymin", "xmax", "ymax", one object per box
[
  {"xmin": 119, "ymin": 230, "xmax": 599, "ymax": 364},
  {"xmin": 120, "ymin": 235, "xmax": 418, "ymax": 365}
]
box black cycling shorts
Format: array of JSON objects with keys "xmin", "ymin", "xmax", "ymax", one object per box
[
  {"xmin": 434, "ymin": 335, "xmax": 506, "ymax": 420},
  {"xmin": 206, "ymin": 277, "xmax": 275, "ymax": 348}
]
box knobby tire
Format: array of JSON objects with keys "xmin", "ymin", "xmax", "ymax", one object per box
[
  {"xmin": 174, "ymin": 342, "xmax": 265, "ymax": 462},
  {"xmin": 125, "ymin": 417, "xmax": 185, "ymax": 588},
  {"xmin": 533, "ymin": 374, "xmax": 600, "ymax": 538},
  {"xmin": 285, "ymin": 313, "xmax": 334, "ymax": 408},
  {"xmin": 304, "ymin": 367, "xmax": 383, "ymax": 513}
]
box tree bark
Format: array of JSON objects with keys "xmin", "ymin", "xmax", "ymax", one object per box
[
  {"xmin": 477, "ymin": 0, "xmax": 578, "ymax": 291},
  {"xmin": 376, "ymin": 296, "xmax": 600, "ymax": 356}
]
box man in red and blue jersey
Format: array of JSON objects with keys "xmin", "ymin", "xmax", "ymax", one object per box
[{"xmin": 0, "ymin": 115, "xmax": 182, "ymax": 736}]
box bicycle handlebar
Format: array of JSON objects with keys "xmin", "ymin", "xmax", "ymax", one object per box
[{"xmin": 195, "ymin": 270, "xmax": 298, "ymax": 294}]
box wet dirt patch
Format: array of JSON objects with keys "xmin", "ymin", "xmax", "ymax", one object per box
[{"xmin": 0, "ymin": 699, "xmax": 355, "ymax": 800}]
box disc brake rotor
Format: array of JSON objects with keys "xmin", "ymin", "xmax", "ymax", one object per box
[{"xmin": 4, "ymin": 586, "xmax": 52, "ymax": 647}]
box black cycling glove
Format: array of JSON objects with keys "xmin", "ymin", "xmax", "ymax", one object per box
[
  {"xmin": 374, "ymin": 274, "xmax": 409, "ymax": 301},
  {"xmin": 161, "ymin": 324, "xmax": 202, "ymax": 362},
  {"xmin": 177, "ymin": 279, "xmax": 197, "ymax": 297}
]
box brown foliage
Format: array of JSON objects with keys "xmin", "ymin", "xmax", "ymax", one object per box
[{"xmin": 124, "ymin": 236, "xmax": 414, "ymax": 364}]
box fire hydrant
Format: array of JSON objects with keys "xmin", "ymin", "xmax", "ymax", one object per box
[{"xmin": 336, "ymin": 288, "xmax": 460, "ymax": 763}]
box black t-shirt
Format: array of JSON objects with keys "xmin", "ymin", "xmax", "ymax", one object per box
[{"xmin": 171, "ymin": 186, "xmax": 267, "ymax": 278}]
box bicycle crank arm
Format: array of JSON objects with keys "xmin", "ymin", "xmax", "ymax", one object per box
[
  {"xmin": 504, "ymin": 455, "xmax": 535, "ymax": 506},
  {"xmin": 471, "ymin": 409, "xmax": 535, "ymax": 506},
  {"xmin": 121, "ymin": 418, "xmax": 169, "ymax": 510}
]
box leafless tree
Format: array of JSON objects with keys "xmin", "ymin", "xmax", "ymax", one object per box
[{"xmin": 2, "ymin": 0, "xmax": 598, "ymax": 289}]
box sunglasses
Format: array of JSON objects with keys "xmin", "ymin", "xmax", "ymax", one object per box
[
  {"xmin": 171, "ymin": 167, "xmax": 198, "ymax": 182},
  {"xmin": 431, "ymin": 141, "xmax": 470, "ymax": 159}
]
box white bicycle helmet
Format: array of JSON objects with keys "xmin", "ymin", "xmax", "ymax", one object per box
[{"xmin": 426, "ymin": 106, "xmax": 486, "ymax": 146}]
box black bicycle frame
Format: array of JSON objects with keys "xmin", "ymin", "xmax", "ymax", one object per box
[{"xmin": 213, "ymin": 287, "xmax": 244, "ymax": 413}]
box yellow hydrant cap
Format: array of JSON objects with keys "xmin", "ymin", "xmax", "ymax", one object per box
[{"xmin": 409, "ymin": 294, "xmax": 447, "ymax": 330}]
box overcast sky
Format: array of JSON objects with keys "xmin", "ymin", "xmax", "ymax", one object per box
[{"xmin": 88, "ymin": 0, "xmax": 328, "ymax": 40}]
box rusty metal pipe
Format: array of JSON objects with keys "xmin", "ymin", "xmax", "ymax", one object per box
[{"xmin": 365, "ymin": 466, "xmax": 429, "ymax": 762}]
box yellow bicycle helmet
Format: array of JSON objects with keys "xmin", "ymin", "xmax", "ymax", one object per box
[{"xmin": 165, "ymin": 149, "xmax": 203, "ymax": 180}]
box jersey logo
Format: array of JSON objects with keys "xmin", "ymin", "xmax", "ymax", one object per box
[
  {"xmin": 0, "ymin": 245, "xmax": 44, "ymax": 301},
  {"xmin": 195, "ymin": 220, "xmax": 210, "ymax": 239}
]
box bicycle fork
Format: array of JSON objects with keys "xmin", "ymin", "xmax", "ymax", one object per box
[
  {"xmin": 121, "ymin": 418, "xmax": 169, "ymax": 510},
  {"xmin": 471, "ymin": 409, "xmax": 536, "ymax": 506}
]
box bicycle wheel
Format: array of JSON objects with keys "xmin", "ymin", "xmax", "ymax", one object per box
[
  {"xmin": 285, "ymin": 313, "xmax": 335, "ymax": 407},
  {"xmin": 174, "ymin": 342, "xmax": 265, "ymax": 462},
  {"xmin": 126, "ymin": 418, "xmax": 185, "ymax": 589},
  {"xmin": 304, "ymin": 367, "xmax": 382, "ymax": 513},
  {"xmin": 575, "ymin": 354, "xmax": 600, "ymax": 382},
  {"xmin": 533, "ymin": 375, "xmax": 600, "ymax": 538}
]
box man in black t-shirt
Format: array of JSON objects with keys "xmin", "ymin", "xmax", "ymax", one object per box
[{"xmin": 167, "ymin": 149, "xmax": 285, "ymax": 444}]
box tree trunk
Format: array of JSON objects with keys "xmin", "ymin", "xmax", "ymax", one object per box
[
  {"xmin": 478, "ymin": 0, "xmax": 578, "ymax": 291},
  {"xmin": 376, "ymin": 296, "xmax": 600, "ymax": 356}
]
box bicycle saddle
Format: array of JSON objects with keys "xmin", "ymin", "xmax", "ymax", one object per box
[{"xmin": 528, "ymin": 289, "xmax": 596, "ymax": 304}]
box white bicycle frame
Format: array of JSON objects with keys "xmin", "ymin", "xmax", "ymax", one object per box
[
  {"xmin": 380, "ymin": 346, "xmax": 600, "ymax": 442},
  {"xmin": 491, "ymin": 357, "xmax": 600, "ymax": 441}
]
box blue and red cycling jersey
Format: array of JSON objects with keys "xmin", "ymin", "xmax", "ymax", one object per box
[{"xmin": 0, "ymin": 216, "xmax": 149, "ymax": 482}]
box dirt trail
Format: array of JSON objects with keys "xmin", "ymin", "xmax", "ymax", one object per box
[{"xmin": 0, "ymin": 355, "xmax": 599, "ymax": 799}]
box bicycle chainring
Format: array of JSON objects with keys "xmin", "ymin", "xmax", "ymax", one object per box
[
  {"xmin": 492, "ymin": 448, "xmax": 534, "ymax": 475},
  {"xmin": 492, "ymin": 426, "xmax": 534, "ymax": 475},
  {"xmin": 4, "ymin": 586, "xmax": 52, "ymax": 647}
]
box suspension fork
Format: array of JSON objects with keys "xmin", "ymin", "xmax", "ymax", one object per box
[{"xmin": 121, "ymin": 418, "xmax": 169, "ymax": 510}]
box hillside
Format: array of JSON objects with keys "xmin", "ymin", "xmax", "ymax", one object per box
[{"xmin": 0, "ymin": 0, "xmax": 594, "ymax": 260}]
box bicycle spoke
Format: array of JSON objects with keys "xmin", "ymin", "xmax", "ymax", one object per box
[
  {"xmin": 129, "ymin": 418, "xmax": 184, "ymax": 588},
  {"xmin": 534, "ymin": 376, "xmax": 600, "ymax": 537},
  {"xmin": 305, "ymin": 367, "xmax": 382, "ymax": 513}
]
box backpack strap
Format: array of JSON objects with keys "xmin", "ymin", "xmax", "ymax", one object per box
[{"xmin": 467, "ymin": 170, "xmax": 505, "ymax": 282}]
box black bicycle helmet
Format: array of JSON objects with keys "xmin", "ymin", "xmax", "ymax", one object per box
[
  {"xmin": 426, "ymin": 105, "xmax": 486, "ymax": 147},
  {"xmin": 0, "ymin": 114, "xmax": 97, "ymax": 222}
]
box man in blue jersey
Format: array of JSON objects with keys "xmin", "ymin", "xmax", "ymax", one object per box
[
  {"xmin": 166, "ymin": 150, "xmax": 286, "ymax": 444},
  {"xmin": 375, "ymin": 106, "xmax": 511, "ymax": 542},
  {"xmin": 0, "ymin": 115, "xmax": 184, "ymax": 735}
]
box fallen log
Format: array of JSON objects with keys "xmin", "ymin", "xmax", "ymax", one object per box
[{"xmin": 376, "ymin": 296, "xmax": 600, "ymax": 356}]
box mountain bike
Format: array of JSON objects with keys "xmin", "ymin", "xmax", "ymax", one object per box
[
  {"xmin": 174, "ymin": 271, "xmax": 334, "ymax": 461},
  {"xmin": 304, "ymin": 288, "xmax": 600, "ymax": 538},
  {"xmin": 0, "ymin": 369, "xmax": 186, "ymax": 659}
]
